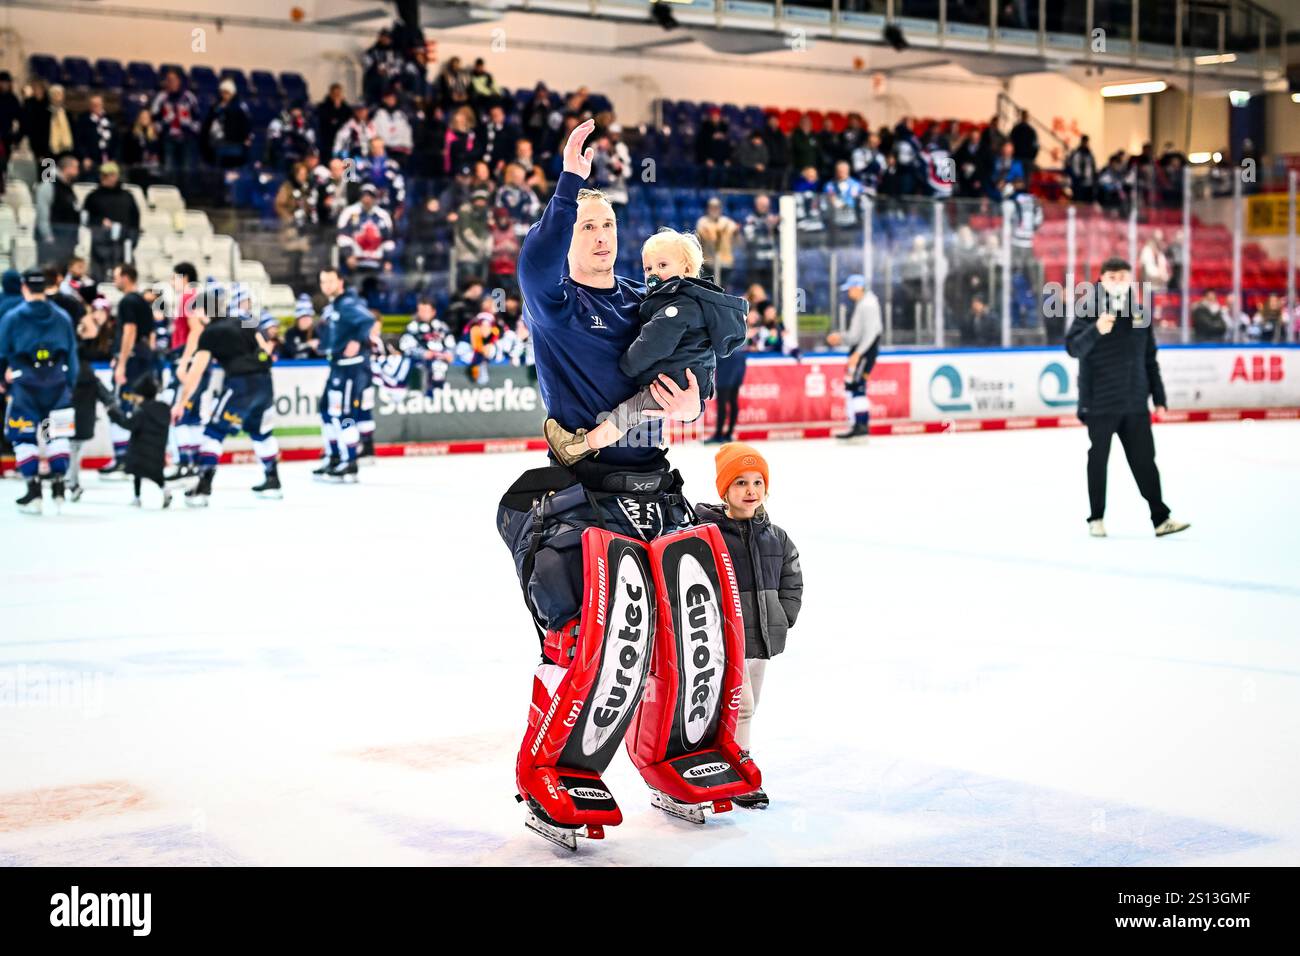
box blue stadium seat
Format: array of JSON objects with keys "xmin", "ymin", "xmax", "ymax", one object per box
[
  {"xmin": 120, "ymin": 91, "xmax": 150, "ymax": 124},
  {"xmin": 62, "ymin": 57, "xmax": 93, "ymax": 88},
  {"xmin": 189, "ymin": 66, "xmax": 217, "ymax": 98},
  {"xmin": 250, "ymin": 70, "xmax": 279, "ymax": 99},
  {"xmin": 219, "ymin": 68, "xmax": 249, "ymax": 95},
  {"xmin": 95, "ymin": 59, "xmax": 125, "ymax": 90},
  {"xmin": 126, "ymin": 61, "xmax": 158, "ymax": 91},
  {"xmin": 247, "ymin": 99, "xmax": 276, "ymax": 126},
  {"xmin": 29, "ymin": 55, "xmax": 61, "ymax": 85},
  {"xmin": 279, "ymin": 72, "xmax": 308, "ymax": 101}
]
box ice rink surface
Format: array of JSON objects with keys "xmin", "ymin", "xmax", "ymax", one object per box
[{"xmin": 2, "ymin": 420, "xmax": 1297, "ymax": 866}]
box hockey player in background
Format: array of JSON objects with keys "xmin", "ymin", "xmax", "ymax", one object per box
[
  {"xmin": 100, "ymin": 263, "xmax": 154, "ymax": 478},
  {"xmin": 171, "ymin": 285, "xmax": 280, "ymax": 505},
  {"xmin": 164, "ymin": 263, "xmax": 207, "ymax": 480},
  {"xmin": 356, "ymin": 307, "xmax": 381, "ymax": 462},
  {"xmin": 317, "ymin": 267, "xmax": 379, "ymax": 481},
  {"xmin": 829, "ymin": 274, "xmax": 883, "ymax": 442},
  {"xmin": 399, "ymin": 296, "xmax": 454, "ymax": 395},
  {"xmin": 0, "ymin": 270, "xmax": 77, "ymax": 513}
]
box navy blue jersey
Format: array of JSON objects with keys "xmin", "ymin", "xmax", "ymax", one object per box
[
  {"xmin": 0, "ymin": 299, "xmax": 78, "ymax": 388},
  {"xmin": 518, "ymin": 170, "xmax": 665, "ymax": 466},
  {"xmin": 321, "ymin": 290, "xmax": 373, "ymax": 361}
]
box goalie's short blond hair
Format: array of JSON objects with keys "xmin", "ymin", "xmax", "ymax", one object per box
[{"xmin": 641, "ymin": 227, "xmax": 704, "ymax": 278}]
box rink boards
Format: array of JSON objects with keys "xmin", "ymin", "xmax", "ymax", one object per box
[{"xmin": 19, "ymin": 346, "xmax": 1299, "ymax": 469}]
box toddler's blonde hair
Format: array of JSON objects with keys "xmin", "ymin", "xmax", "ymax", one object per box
[{"xmin": 641, "ymin": 228, "xmax": 704, "ymax": 278}]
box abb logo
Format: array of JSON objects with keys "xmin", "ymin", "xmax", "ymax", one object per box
[{"xmin": 1230, "ymin": 354, "xmax": 1284, "ymax": 383}]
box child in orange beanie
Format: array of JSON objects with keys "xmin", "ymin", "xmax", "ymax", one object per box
[{"xmin": 692, "ymin": 441, "xmax": 802, "ymax": 810}]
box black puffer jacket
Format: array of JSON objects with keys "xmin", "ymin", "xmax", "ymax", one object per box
[
  {"xmin": 107, "ymin": 398, "xmax": 170, "ymax": 483},
  {"xmin": 620, "ymin": 276, "xmax": 748, "ymax": 401},
  {"xmin": 1065, "ymin": 284, "xmax": 1167, "ymax": 420},
  {"xmin": 693, "ymin": 502, "xmax": 802, "ymax": 660}
]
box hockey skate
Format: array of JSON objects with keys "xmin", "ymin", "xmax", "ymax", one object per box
[
  {"xmin": 313, "ymin": 456, "xmax": 339, "ymax": 479},
  {"xmin": 164, "ymin": 463, "xmax": 197, "ymax": 482},
  {"xmin": 836, "ymin": 423, "xmax": 870, "ymax": 442},
  {"xmin": 97, "ymin": 458, "xmax": 129, "ymax": 479},
  {"xmin": 731, "ymin": 788, "xmax": 769, "ymax": 810},
  {"xmin": 325, "ymin": 459, "xmax": 359, "ymax": 483},
  {"xmin": 184, "ymin": 470, "xmax": 214, "ymax": 508},
  {"xmin": 648, "ymin": 788, "xmax": 734, "ymax": 825},
  {"xmin": 358, "ymin": 434, "xmax": 376, "ymax": 465},
  {"xmin": 67, "ymin": 482, "xmax": 83, "ymax": 502},
  {"xmin": 15, "ymin": 478, "xmax": 42, "ymax": 514},
  {"xmin": 50, "ymin": 478, "xmax": 65, "ymax": 514},
  {"xmin": 252, "ymin": 467, "xmax": 283, "ymax": 499},
  {"xmin": 520, "ymin": 797, "xmax": 605, "ymax": 852}
]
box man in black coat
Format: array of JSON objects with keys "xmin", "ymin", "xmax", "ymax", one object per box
[
  {"xmin": 1065, "ymin": 257, "xmax": 1189, "ymax": 538},
  {"xmin": 83, "ymin": 162, "xmax": 140, "ymax": 277}
]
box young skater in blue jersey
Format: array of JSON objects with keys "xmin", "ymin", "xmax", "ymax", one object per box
[{"xmin": 316, "ymin": 267, "xmax": 380, "ymax": 482}]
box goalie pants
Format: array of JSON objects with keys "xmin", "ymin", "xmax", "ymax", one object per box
[{"xmin": 498, "ymin": 458, "xmax": 761, "ymax": 827}]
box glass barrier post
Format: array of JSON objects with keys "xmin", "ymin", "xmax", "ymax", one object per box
[
  {"xmin": 1181, "ymin": 168, "xmax": 1192, "ymax": 344},
  {"xmin": 1127, "ymin": 201, "xmax": 1138, "ymax": 275},
  {"xmin": 1289, "ymin": 170, "xmax": 1297, "ymax": 344},
  {"xmin": 778, "ymin": 193, "xmax": 799, "ymax": 341},
  {"xmin": 862, "ymin": 195, "xmax": 874, "ymax": 297},
  {"xmin": 1001, "ymin": 199, "xmax": 1012, "ymax": 348},
  {"xmin": 883, "ymin": 253, "xmax": 894, "ymax": 347},
  {"xmin": 1066, "ymin": 204, "xmax": 1076, "ymax": 332},
  {"xmin": 1232, "ymin": 168, "xmax": 1242, "ymax": 342},
  {"xmin": 933, "ymin": 201, "xmax": 946, "ymax": 347}
]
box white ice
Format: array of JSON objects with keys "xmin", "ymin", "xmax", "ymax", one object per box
[{"xmin": 1, "ymin": 420, "xmax": 1297, "ymax": 866}]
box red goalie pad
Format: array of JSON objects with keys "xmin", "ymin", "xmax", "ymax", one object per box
[
  {"xmin": 625, "ymin": 525, "xmax": 762, "ymax": 803},
  {"xmin": 515, "ymin": 527, "xmax": 656, "ymax": 827}
]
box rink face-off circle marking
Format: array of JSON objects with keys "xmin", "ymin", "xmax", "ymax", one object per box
[{"xmin": 0, "ymin": 781, "xmax": 149, "ymax": 833}]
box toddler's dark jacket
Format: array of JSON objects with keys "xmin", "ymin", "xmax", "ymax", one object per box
[
  {"xmin": 619, "ymin": 276, "xmax": 748, "ymax": 400},
  {"xmin": 694, "ymin": 502, "xmax": 802, "ymax": 660}
]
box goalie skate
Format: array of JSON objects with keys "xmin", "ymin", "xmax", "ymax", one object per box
[
  {"xmin": 649, "ymin": 788, "xmax": 733, "ymax": 825},
  {"xmin": 522, "ymin": 797, "xmax": 605, "ymax": 851}
]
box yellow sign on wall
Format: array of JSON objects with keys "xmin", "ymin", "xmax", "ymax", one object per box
[{"xmin": 1246, "ymin": 194, "xmax": 1298, "ymax": 235}]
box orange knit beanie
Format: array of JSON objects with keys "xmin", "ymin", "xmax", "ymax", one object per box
[{"xmin": 714, "ymin": 442, "xmax": 769, "ymax": 499}]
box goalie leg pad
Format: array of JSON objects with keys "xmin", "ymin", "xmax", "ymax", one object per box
[
  {"xmin": 626, "ymin": 525, "xmax": 762, "ymax": 804},
  {"xmin": 515, "ymin": 527, "xmax": 656, "ymax": 827}
]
